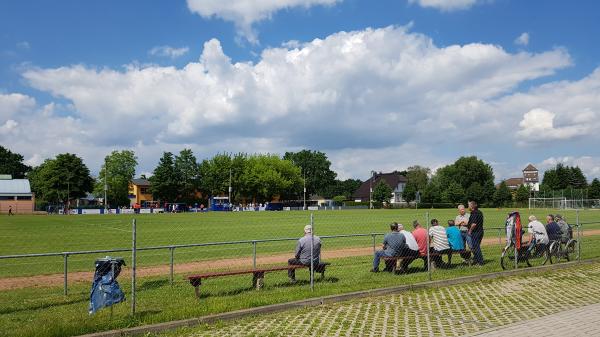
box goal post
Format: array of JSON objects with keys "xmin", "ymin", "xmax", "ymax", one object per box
[{"xmin": 529, "ymin": 197, "xmax": 600, "ymax": 209}]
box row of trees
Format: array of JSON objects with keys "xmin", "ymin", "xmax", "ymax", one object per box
[
  {"xmin": 0, "ymin": 145, "xmax": 359, "ymax": 207},
  {"xmin": 3, "ymin": 144, "xmax": 600, "ymax": 208}
]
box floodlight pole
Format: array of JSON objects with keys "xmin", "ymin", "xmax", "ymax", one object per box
[
  {"xmin": 228, "ymin": 168, "xmax": 232, "ymax": 205},
  {"xmin": 104, "ymin": 158, "xmax": 108, "ymax": 211}
]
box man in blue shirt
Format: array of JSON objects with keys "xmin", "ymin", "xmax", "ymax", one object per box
[
  {"xmin": 371, "ymin": 223, "xmax": 406, "ymax": 272},
  {"xmin": 546, "ymin": 214, "xmax": 562, "ymax": 242},
  {"xmin": 447, "ymin": 220, "xmax": 471, "ymax": 263}
]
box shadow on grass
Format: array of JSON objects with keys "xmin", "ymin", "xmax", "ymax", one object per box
[
  {"xmin": 0, "ymin": 295, "xmax": 88, "ymax": 315},
  {"xmin": 138, "ymin": 279, "xmax": 170, "ymax": 291}
]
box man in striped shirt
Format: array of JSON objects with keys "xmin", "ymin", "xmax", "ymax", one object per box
[{"xmin": 429, "ymin": 219, "xmax": 451, "ymax": 267}]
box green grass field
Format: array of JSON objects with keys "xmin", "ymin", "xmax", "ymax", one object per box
[
  {"xmin": 1, "ymin": 208, "xmax": 599, "ymax": 277},
  {"xmin": 1, "ymin": 208, "xmax": 599, "ymax": 337}
]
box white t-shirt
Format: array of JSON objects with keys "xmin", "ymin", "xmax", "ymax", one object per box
[
  {"xmin": 400, "ymin": 230, "xmax": 419, "ymax": 251},
  {"xmin": 455, "ymin": 214, "xmax": 470, "ymax": 231},
  {"xmin": 429, "ymin": 226, "xmax": 450, "ymax": 251},
  {"xmin": 528, "ymin": 220, "xmax": 549, "ymax": 245}
]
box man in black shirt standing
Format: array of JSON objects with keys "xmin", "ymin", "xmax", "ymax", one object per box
[{"xmin": 467, "ymin": 200, "xmax": 484, "ymax": 265}]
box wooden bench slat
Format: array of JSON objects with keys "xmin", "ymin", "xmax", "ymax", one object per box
[{"xmin": 187, "ymin": 265, "xmax": 308, "ymax": 280}]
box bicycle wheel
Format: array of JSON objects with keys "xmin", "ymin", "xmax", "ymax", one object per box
[
  {"xmin": 566, "ymin": 239, "xmax": 579, "ymax": 260},
  {"xmin": 500, "ymin": 246, "xmax": 516, "ymax": 270},
  {"xmin": 548, "ymin": 241, "xmax": 560, "ymax": 264},
  {"xmin": 541, "ymin": 245, "xmax": 551, "ymax": 265}
]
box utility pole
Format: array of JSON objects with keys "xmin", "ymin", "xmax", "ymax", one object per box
[
  {"xmin": 303, "ymin": 169, "xmax": 307, "ymax": 211},
  {"xmin": 369, "ymin": 174, "xmax": 372, "ymax": 210}
]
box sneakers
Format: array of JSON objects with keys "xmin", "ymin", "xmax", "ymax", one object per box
[
  {"xmin": 289, "ymin": 278, "xmax": 297, "ymax": 284},
  {"xmin": 370, "ymin": 269, "xmax": 379, "ymax": 273}
]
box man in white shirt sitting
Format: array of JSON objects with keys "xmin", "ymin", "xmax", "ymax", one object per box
[
  {"xmin": 397, "ymin": 223, "xmax": 420, "ymax": 273},
  {"xmin": 429, "ymin": 219, "xmax": 451, "ymax": 268},
  {"xmin": 526, "ymin": 215, "xmax": 549, "ymax": 256}
]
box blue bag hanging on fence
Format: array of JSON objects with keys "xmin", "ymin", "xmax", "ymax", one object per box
[{"xmin": 89, "ymin": 257, "xmax": 126, "ymax": 314}]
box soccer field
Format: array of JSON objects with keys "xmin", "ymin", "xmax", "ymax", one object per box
[
  {"xmin": 1, "ymin": 208, "xmax": 600, "ymax": 337},
  {"xmin": 1, "ymin": 208, "xmax": 598, "ymax": 278}
]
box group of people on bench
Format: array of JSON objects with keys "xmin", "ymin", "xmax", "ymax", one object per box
[{"xmin": 371, "ymin": 220, "xmax": 471, "ymax": 273}]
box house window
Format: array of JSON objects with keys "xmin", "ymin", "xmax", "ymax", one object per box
[{"xmin": 141, "ymin": 187, "xmax": 149, "ymax": 194}]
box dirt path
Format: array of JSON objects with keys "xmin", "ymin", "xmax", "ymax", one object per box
[{"xmin": 2, "ymin": 229, "xmax": 599, "ymax": 291}]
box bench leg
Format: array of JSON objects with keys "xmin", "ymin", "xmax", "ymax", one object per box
[
  {"xmin": 253, "ymin": 272, "xmax": 265, "ymax": 290},
  {"xmin": 194, "ymin": 285, "xmax": 201, "ymax": 299},
  {"xmin": 320, "ymin": 270, "xmax": 325, "ymax": 280}
]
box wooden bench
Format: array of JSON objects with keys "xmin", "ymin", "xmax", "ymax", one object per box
[
  {"xmin": 383, "ymin": 250, "xmax": 471, "ymax": 273},
  {"xmin": 187, "ymin": 262, "xmax": 331, "ymax": 298}
]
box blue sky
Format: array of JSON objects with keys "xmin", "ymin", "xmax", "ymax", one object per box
[{"xmin": 1, "ymin": 0, "xmax": 600, "ymax": 181}]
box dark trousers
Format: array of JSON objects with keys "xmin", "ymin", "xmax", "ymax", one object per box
[
  {"xmin": 431, "ymin": 248, "xmax": 452, "ymax": 267},
  {"xmin": 469, "ymin": 231, "xmax": 484, "ymax": 265},
  {"xmin": 398, "ymin": 249, "xmax": 420, "ymax": 271},
  {"xmin": 288, "ymin": 258, "xmax": 310, "ymax": 279}
]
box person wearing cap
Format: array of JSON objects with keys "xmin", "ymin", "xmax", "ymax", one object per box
[
  {"xmin": 371, "ymin": 222, "xmax": 406, "ymax": 272},
  {"xmin": 288, "ymin": 225, "xmax": 322, "ymax": 282},
  {"xmin": 555, "ymin": 214, "xmax": 572, "ymax": 243}
]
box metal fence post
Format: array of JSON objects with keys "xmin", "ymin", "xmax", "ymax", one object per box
[
  {"xmin": 169, "ymin": 247, "xmax": 174, "ymax": 286},
  {"xmin": 576, "ymin": 209, "xmax": 581, "ymax": 262},
  {"xmin": 252, "ymin": 241, "xmax": 257, "ymax": 269},
  {"xmin": 63, "ymin": 253, "xmax": 68, "ymax": 296},
  {"xmin": 310, "ymin": 212, "xmax": 314, "ymax": 291},
  {"xmin": 426, "ymin": 212, "xmax": 431, "ymax": 281},
  {"xmin": 372, "ymin": 234, "xmax": 376, "ymax": 254},
  {"xmin": 131, "ymin": 218, "xmax": 137, "ymax": 316}
]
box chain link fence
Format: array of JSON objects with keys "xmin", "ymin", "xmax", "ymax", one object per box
[{"xmin": 1, "ymin": 208, "xmax": 599, "ymax": 336}]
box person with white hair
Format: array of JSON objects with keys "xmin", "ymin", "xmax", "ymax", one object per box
[
  {"xmin": 527, "ymin": 215, "xmax": 549, "ymax": 254},
  {"xmin": 288, "ymin": 225, "xmax": 321, "ymax": 282}
]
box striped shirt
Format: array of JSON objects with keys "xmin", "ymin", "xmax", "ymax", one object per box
[{"xmin": 429, "ymin": 225, "xmax": 450, "ymax": 251}]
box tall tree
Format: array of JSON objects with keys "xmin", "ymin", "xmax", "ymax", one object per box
[
  {"xmin": 372, "ymin": 180, "xmax": 393, "ymax": 208},
  {"xmin": 442, "ymin": 181, "xmax": 466, "ymax": 205},
  {"xmin": 199, "ymin": 153, "xmax": 234, "ymax": 198},
  {"xmin": 95, "ymin": 150, "xmax": 137, "ymax": 207},
  {"xmin": 29, "ymin": 153, "xmax": 93, "ymax": 204},
  {"xmin": 402, "ymin": 165, "xmax": 430, "ymax": 202},
  {"xmin": 150, "ymin": 152, "xmax": 179, "ymax": 202},
  {"xmin": 589, "ymin": 178, "xmax": 600, "ymax": 199},
  {"xmin": 436, "ymin": 156, "xmax": 495, "ymax": 203},
  {"xmin": 0, "ymin": 146, "xmax": 31, "ymax": 178},
  {"xmin": 515, "ymin": 184, "xmax": 530, "ymax": 205},
  {"xmin": 319, "ymin": 178, "xmax": 362, "ymax": 199},
  {"xmin": 239, "ymin": 154, "xmax": 302, "ymax": 202},
  {"xmin": 569, "ymin": 166, "xmax": 587, "ymax": 188},
  {"xmin": 493, "ymin": 181, "xmax": 512, "ymax": 207},
  {"xmin": 174, "ymin": 149, "xmax": 200, "ymax": 203},
  {"xmin": 283, "ymin": 150, "xmax": 337, "ymax": 197}
]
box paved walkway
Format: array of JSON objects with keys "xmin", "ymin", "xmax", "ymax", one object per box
[
  {"xmin": 473, "ymin": 302, "xmax": 600, "ymax": 336},
  {"xmin": 166, "ymin": 262, "xmax": 600, "ymax": 336}
]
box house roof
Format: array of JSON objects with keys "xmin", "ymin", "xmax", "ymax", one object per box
[
  {"xmin": 131, "ymin": 178, "xmax": 151, "ymax": 186},
  {"xmin": 352, "ymin": 171, "xmax": 407, "ymax": 199},
  {"xmin": 0, "ymin": 179, "xmax": 32, "ymax": 196},
  {"xmin": 523, "ymin": 164, "xmax": 538, "ymax": 172},
  {"xmin": 504, "ymin": 177, "xmax": 524, "ymax": 187}
]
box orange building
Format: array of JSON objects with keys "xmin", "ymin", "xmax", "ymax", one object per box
[
  {"xmin": 0, "ymin": 175, "xmax": 35, "ymax": 214},
  {"xmin": 128, "ymin": 178, "xmax": 154, "ymax": 207}
]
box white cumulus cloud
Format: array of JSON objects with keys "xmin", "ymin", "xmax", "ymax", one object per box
[
  {"xmin": 149, "ymin": 45, "xmax": 190, "ymax": 58},
  {"xmin": 8, "ymin": 25, "xmax": 599, "ymax": 179},
  {"xmin": 186, "ymin": 0, "xmax": 340, "ymax": 44},
  {"xmin": 408, "ymin": 0, "xmax": 481, "ymax": 11},
  {"xmin": 515, "ymin": 32, "xmax": 529, "ymax": 46}
]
